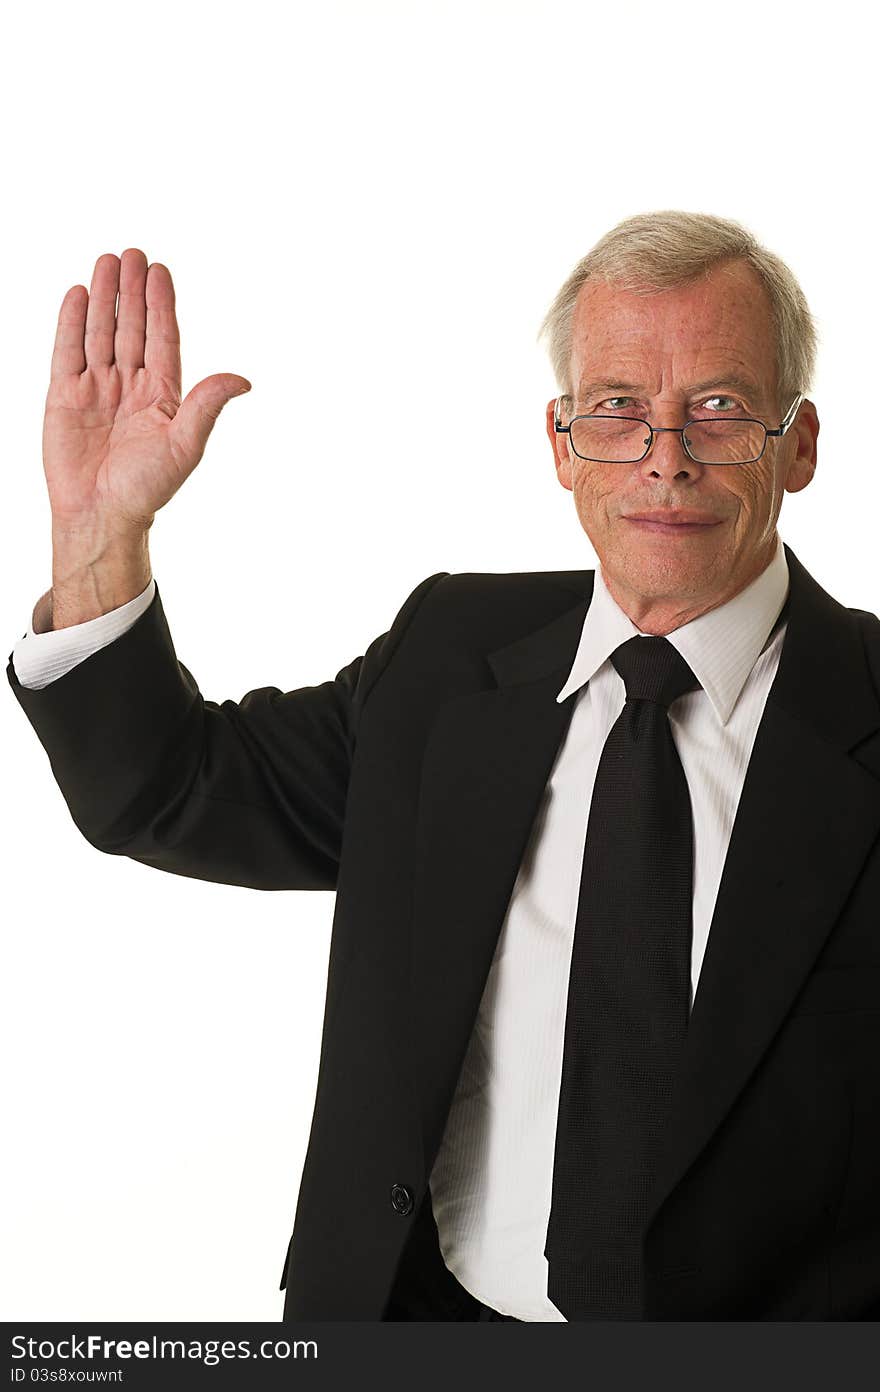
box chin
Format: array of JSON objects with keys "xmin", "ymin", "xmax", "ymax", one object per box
[{"xmin": 616, "ymin": 552, "xmax": 713, "ymax": 598}]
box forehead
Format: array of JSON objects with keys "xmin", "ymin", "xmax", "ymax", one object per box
[{"xmin": 570, "ymin": 259, "xmax": 777, "ymax": 392}]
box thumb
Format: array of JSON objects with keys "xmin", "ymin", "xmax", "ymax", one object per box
[{"xmin": 170, "ymin": 373, "xmax": 252, "ymax": 464}]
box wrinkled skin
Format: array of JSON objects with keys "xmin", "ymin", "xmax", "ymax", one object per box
[{"xmin": 546, "ymin": 259, "xmax": 819, "ymax": 635}]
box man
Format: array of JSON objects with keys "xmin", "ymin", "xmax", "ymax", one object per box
[{"xmin": 8, "ymin": 212, "xmax": 880, "ymax": 1321}]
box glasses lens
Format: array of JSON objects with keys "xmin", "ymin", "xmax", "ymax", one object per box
[
  {"xmin": 569, "ymin": 416, "xmax": 651, "ymax": 462},
  {"xmin": 683, "ymin": 418, "xmax": 766, "ymax": 464}
]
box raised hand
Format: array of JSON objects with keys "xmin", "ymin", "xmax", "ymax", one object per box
[{"xmin": 43, "ymin": 248, "xmax": 251, "ymax": 536}]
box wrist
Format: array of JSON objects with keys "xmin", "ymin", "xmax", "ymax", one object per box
[{"xmin": 50, "ymin": 522, "xmax": 152, "ymax": 629}]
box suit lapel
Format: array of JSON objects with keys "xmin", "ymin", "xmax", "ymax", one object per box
[
  {"xmin": 409, "ymin": 587, "xmax": 592, "ymax": 1162},
  {"xmin": 644, "ymin": 545, "xmax": 880, "ymax": 1226},
  {"xmin": 409, "ymin": 546, "xmax": 880, "ymax": 1214}
]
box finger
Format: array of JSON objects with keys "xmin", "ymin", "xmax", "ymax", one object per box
[
  {"xmin": 84, "ymin": 253, "xmax": 120, "ymax": 368},
  {"xmin": 50, "ymin": 284, "xmax": 88, "ymax": 379},
  {"xmin": 170, "ymin": 374, "xmax": 252, "ymax": 465},
  {"xmin": 115, "ymin": 247, "xmax": 148, "ymax": 373},
  {"xmin": 145, "ymin": 262, "xmax": 181, "ymax": 397}
]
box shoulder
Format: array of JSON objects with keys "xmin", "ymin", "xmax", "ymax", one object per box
[
  {"xmin": 354, "ymin": 568, "xmax": 594, "ymax": 711},
  {"xmin": 784, "ymin": 544, "xmax": 880, "ymax": 698},
  {"xmin": 850, "ymin": 604, "xmax": 880, "ymax": 694},
  {"xmin": 399, "ymin": 567, "xmax": 593, "ymax": 654}
]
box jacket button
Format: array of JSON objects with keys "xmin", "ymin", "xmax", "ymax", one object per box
[{"xmin": 390, "ymin": 1183, "xmax": 414, "ymax": 1216}]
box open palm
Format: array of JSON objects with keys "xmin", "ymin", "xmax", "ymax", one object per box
[{"xmin": 43, "ymin": 248, "xmax": 250, "ymax": 534}]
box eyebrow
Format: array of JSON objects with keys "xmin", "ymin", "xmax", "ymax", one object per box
[{"xmin": 575, "ymin": 375, "xmax": 765, "ymax": 405}]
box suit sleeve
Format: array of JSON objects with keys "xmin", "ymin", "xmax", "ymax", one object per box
[
  {"xmin": 6, "ymin": 572, "xmax": 447, "ymax": 891},
  {"xmin": 11, "ymin": 577, "xmax": 156, "ymax": 689}
]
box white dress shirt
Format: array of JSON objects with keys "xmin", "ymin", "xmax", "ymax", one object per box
[
  {"xmin": 428, "ymin": 535, "xmax": 789, "ymax": 1320},
  {"xmin": 10, "ymin": 536, "xmax": 790, "ymax": 1321}
]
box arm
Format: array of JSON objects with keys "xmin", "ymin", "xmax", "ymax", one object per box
[
  {"xmin": 6, "ymin": 571, "xmax": 447, "ymax": 891},
  {"xmin": 13, "ymin": 248, "xmax": 445, "ymax": 891}
]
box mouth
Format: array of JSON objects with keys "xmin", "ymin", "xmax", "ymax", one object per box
[{"xmin": 624, "ymin": 511, "xmax": 724, "ymax": 535}]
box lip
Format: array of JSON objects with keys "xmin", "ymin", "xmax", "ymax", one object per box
[{"xmin": 625, "ymin": 510, "xmax": 724, "ymax": 534}]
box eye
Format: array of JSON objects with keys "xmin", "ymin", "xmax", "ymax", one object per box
[
  {"xmin": 599, "ymin": 397, "xmax": 638, "ymax": 412},
  {"xmin": 699, "ymin": 395, "xmax": 740, "ymax": 413}
]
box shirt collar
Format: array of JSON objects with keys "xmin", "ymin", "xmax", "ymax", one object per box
[{"xmin": 555, "ymin": 534, "xmax": 790, "ymax": 726}]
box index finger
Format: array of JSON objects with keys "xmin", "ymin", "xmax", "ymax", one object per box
[
  {"xmin": 145, "ymin": 262, "xmax": 181, "ymax": 397},
  {"xmin": 50, "ymin": 284, "xmax": 88, "ymax": 379}
]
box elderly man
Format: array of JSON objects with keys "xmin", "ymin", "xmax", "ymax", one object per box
[{"xmin": 8, "ymin": 212, "xmax": 880, "ymax": 1322}]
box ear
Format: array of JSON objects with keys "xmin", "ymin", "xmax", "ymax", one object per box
[
  {"xmin": 546, "ymin": 397, "xmax": 574, "ymax": 491},
  {"xmin": 783, "ymin": 399, "xmax": 819, "ymax": 495}
]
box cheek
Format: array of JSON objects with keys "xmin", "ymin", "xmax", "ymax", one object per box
[
  {"xmin": 730, "ymin": 461, "xmax": 775, "ymax": 522},
  {"xmin": 572, "ymin": 465, "xmax": 617, "ymax": 518}
]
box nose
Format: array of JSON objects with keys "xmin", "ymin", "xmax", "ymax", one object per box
[{"xmin": 638, "ymin": 416, "xmax": 705, "ymax": 484}]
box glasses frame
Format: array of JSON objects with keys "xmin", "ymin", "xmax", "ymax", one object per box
[{"xmin": 554, "ymin": 391, "xmax": 805, "ymax": 465}]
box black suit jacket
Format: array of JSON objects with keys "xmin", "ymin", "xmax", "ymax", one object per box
[{"xmin": 7, "ymin": 543, "xmax": 880, "ymax": 1320}]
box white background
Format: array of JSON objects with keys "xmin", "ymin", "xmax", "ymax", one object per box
[{"xmin": 2, "ymin": 0, "xmax": 878, "ymax": 1321}]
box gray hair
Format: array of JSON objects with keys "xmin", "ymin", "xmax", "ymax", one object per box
[{"xmin": 538, "ymin": 210, "xmax": 818, "ymax": 414}]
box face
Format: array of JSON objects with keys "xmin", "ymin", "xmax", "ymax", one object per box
[{"xmin": 545, "ymin": 259, "xmax": 819, "ymax": 632}]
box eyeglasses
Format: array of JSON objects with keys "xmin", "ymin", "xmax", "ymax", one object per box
[{"xmin": 554, "ymin": 392, "xmax": 805, "ymax": 465}]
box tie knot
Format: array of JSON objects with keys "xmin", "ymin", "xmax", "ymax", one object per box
[{"xmin": 610, "ymin": 635, "xmax": 701, "ymax": 708}]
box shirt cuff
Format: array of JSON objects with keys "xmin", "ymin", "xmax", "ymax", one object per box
[{"xmin": 11, "ymin": 577, "xmax": 157, "ymax": 690}]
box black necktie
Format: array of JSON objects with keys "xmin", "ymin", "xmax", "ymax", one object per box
[{"xmin": 544, "ymin": 634, "xmax": 702, "ymax": 1320}]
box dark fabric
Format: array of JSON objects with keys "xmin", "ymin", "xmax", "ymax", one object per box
[
  {"xmin": 546, "ymin": 637, "xmax": 702, "ymax": 1320},
  {"xmin": 383, "ymin": 1190, "xmax": 523, "ymax": 1320},
  {"xmin": 382, "ymin": 1189, "xmax": 486, "ymax": 1320},
  {"xmin": 7, "ymin": 546, "xmax": 880, "ymax": 1320}
]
